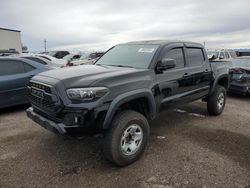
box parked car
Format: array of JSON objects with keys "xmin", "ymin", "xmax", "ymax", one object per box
[
  {"xmin": 0, "ymin": 57, "xmax": 51, "ymax": 108},
  {"xmin": 35, "ymin": 54, "xmax": 67, "ymax": 67},
  {"xmin": 47, "ymin": 51, "xmax": 70, "ymax": 59},
  {"xmin": 20, "ymin": 56, "xmax": 60, "ymax": 68},
  {"xmin": 67, "ymin": 52, "xmax": 105, "ymax": 66},
  {"xmin": 26, "ymin": 40, "xmax": 229, "ymax": 166},
  {"xmin": 207, "ymin": 49, "xmax": 237, "ymax": 61},
  {"xmin": 229, "ymin": 60, "xmax": 250, "ymax": 95},
  {"xmin": 62, "ymin": 54, "xmax": 81, "ymax": 61}
]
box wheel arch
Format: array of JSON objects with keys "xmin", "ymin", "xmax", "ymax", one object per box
[
  {"xmin": 210, "ymin": 74, "xmax": 229, "ymax": 95},
  {"xmin": 103, "ymin": 89, "xmax": 156, "ymax": 129}
]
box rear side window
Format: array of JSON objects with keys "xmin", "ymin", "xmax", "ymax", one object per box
[
  {"xmin": 225, "ymin": 51, "xmax": 230, "ymax": 59},
  {"xmin": 0, "ymin": 60, "xmax": 25, "ymax": 76},
  {"xmin": 0, "ymin": 60, "xmax": 35, "ymax": 76},
  {"xmin": 186, "ymin": 48, "xmax": 205, "ymax": 67},
  {"xmin": 219, "ymin": 52, "xmax": 225, "ymax": 59},
  {"xmin": 163, "ymin": 48, "xmax": 185, "ymax": 69}
]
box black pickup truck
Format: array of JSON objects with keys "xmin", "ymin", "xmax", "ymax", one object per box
[{"xmin": 26, "ymin": 40, "xmax": 229, "ymax": 166}]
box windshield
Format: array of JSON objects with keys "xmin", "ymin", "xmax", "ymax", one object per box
[
  {"xmin": 63, "ymin": 54, "xmax": 74, "ymax": 60},
  {"xmin": 96, "ymin": 44, "xmax": 159, "ymax": 69},
  {"xmin": 48, "ymin": 51, "xmax": 56, "ymax": 57},
  {"xmin": 206, "ymin": 51, "xmax": 219, "ymax": 59}
]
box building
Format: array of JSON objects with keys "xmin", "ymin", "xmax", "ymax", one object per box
[{"xmin": 0, "ymin": 27, "xmax": 22, "ymax": 53}]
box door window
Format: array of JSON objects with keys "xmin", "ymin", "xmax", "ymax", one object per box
[
  {"xmin": 0, "ymin": 60, "xmax": 25, "ymax": 76},
  {"xmin": 163, "ymin": 48, "xmax": 185, "ymax": 69},
  {"xmin": 186, "ymin": 48, "xmax": 205, "ymax": 67}
]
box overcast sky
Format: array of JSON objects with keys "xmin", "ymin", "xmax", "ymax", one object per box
[{"xmin": 1, "ymin": 0, "xmax": 250, "ymax": 52}]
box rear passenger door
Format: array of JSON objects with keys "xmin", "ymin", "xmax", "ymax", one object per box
[
  {"xmin": 0, "ymin": 59, "xmax": 35, "ymax": 108},
  {"xmin": 184, "ymin": 46, "xmax": 212, "ymax": 100}
]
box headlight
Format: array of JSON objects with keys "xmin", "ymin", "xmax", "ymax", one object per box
[{"xmin": 66, "ymin": 87, "xmax": 109, "ymax": 101}]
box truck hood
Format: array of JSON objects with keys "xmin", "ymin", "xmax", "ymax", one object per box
[{"xmin": 36, "ymin": 65, "xmax": 152, "ymax": 87}]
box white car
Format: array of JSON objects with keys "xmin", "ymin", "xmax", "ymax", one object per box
[
  {"xmin": 35, "ymin": 54, "xmax": 67, "ymax": 67},
  {"xmin": 19, "ymin": 55, "xmax": 60, "ymax": 68},
  {"xmin": 65, "ymin": 52, "xmax": 105, "ymax": 67}
]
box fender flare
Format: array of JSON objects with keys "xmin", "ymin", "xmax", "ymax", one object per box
[
  {"xmin": 102, "ymin": 89, "xmax": 156, "ymax": 129},
  {"xmin": 210, "ymin": 74, "xmax": 229, "ymax": 95}
]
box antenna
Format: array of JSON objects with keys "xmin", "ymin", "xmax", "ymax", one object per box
[{"xmin": 44, "ymin": 39, "xmax": 47, "ymax": 52}]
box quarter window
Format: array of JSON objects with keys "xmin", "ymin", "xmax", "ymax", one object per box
[
  {"xmin": 186, "ymin": 48, "xmax": 205, "ymax": 67},
  {"xmin": 163, "ymin": 48, "xmax": 185, "ymax": 69},
  {"xmin": 23, "ymin": 62, "xmax": 35, "ymax": 72}
]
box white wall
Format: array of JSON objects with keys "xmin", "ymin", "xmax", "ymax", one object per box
[{"xmin": 0, "ymin": 29, "xmax": 22, "ymax": 53}]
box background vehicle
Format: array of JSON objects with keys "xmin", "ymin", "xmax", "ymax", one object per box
[
  {"xmin": 68, "ymin": 52, "xmax": 105, "ymax": 66},
  {"xmin": 26, "ymin": 40, "xmax": 229, "ymax": 166},
  {"xmin": 35, "ymin": 54, "xmax": 67, "ymax": 67},
  {"xmin": 47, "ymin": 51, "xmax": 70, "ymax": 59},
  {"xmin": 0, "ymin": 57, "xmax": 51, "ymax": 108},
  {"xmin": 62, "ymin": 54, "xmax": 81, "ymax": 61},
  {"xmin": 20, "ymin": 55, "xmax": 61, "ymax": 68},
  {"xmin": 229, "ymin": 60, "xmax": 250, "ymax": 95},
  {"xmin": 207, "ymin": 49, "xmax": 237, "ymax": 60}
]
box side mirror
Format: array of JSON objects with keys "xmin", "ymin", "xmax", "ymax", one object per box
[{"xmin": 156, "ymin": 58, "xmax": 176, "ymax": 72}]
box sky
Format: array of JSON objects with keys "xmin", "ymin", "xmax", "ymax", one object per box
[{"xmin": 1, "ymin": 0, "xmax": 250, "ymax": 52}]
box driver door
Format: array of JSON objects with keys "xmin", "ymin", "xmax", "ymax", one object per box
[{"xmin": 155, "ymin": 43, "xmax": 193, "ymax": 110}]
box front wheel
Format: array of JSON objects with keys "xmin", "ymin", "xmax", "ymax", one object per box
[
  {"xmin": 103, "ymin": 110, "xmax": 150, "ymax": 166},
  {"xmin": 207, "ymin": 85, "xmax": 226, "ymax": 116}
]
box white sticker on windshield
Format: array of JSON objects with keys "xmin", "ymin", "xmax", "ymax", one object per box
[{"xmin": 138, "ymin": 48, "xmax": 155, "ymax": 53}]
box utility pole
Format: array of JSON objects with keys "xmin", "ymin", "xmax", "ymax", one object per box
[
  {"xmin": 44, "ymin": 39, "xmax": 47, "ymax": 52},
  {"xmin": 203, "ymin": 41, "xmax": 206, "ymax": 48}
]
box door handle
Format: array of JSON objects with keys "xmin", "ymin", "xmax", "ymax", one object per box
[{"xmin": 183, "ymin": 73, "xmax": 189, "ymax": 77}]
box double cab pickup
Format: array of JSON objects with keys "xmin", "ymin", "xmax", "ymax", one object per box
[{"xmin": 27, "ymin": 40, "xmax": 229, "ymax": 166}]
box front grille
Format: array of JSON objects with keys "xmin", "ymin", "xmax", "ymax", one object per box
[
  {"xmin": 30, "ymin": 81, "xmax": 51, "ymax": 93},
  {"xmin": 29, "ymin": 94, "xmax": 56, "ymax": 112},
  {"xmin": 29, "ymin": 81, "xmax": 60, "ymax": 113}
]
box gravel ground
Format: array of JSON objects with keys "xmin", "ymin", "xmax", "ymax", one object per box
[{"xmin": 0, "ymin": 94, "xmax": 249, "ymax": 188}]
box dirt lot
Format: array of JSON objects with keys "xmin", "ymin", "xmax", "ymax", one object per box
[{"xmin": 0, "ymin": 94, "xmax": 249, "ymax": 188}]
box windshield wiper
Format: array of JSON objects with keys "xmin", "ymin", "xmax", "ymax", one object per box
[
  {"xmin": 95, "ymin": 64, "xmax": 134, "ymax": 68},
  {"xmin": 112, "ymin": 65, "xmax": 134, "ymax": 68}
]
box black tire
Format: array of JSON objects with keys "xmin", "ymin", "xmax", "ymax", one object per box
[
  {"xmin": 207, "ymin": 85, "xmax": 226, "ymax": 116},
  {"xmin": 103, "ymin": 110, "xmax": 150, "ymax": 166}
]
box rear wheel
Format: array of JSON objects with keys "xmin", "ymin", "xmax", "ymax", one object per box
[
  {"xmin": 207, "ymin": 85, "xmax": 226, "ymax": 115},
  {"xmin": 103, "ymin": 110, "xmax": 149, "ymax": 166}
]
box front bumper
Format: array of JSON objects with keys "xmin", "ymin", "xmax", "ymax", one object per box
[{"xmin": 26, "ymin": 107, "xmax": 80, "ymax": 134}]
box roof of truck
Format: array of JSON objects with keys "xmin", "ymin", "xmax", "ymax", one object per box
[{"xmin": 125, "ymin": 40, "xmax": 203, "ymax": 48}]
